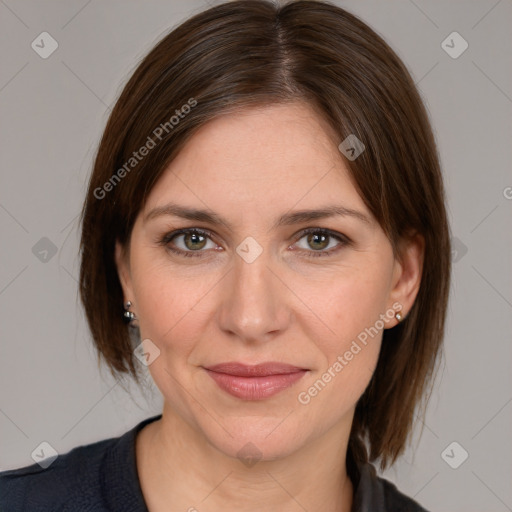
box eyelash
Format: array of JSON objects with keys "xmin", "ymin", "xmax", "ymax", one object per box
[{"xmin": 158, "ymin": 227, "xmax": 351, "ymax": 259}]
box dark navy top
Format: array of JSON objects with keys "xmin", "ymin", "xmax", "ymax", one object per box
[{"xmin": 0, "ymin": 414, "xmax": 429, "ymax": 511}]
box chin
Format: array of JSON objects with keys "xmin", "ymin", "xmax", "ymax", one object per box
[{"xmin": 201, "ymin": 416, "xmax": 308, "ymax": 464}]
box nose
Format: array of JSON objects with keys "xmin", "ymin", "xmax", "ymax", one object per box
[{"xmin": 217, "ymin": 248, "xmax": 291, "ymax": 344}]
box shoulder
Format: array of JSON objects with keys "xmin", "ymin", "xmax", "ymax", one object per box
[
  {"xmin": 0, "ymin": 414, "xmax": 160, "ymax": 512},
  {"xmin": 379, "ymin": 476, "xmax": 430, "ymax": 512},
  {"xmin": 0, "ymin": 436, "xmax": 116, "ymax": 512},
  {"xmin": 354, "ymin": 462, "xmax": 430, "ymax": 512}
]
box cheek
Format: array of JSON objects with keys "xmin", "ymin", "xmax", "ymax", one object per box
[
  {"xmin": 130, "ymin": 252, "xmax": 217, "ymax": 357},
  {"xmin": 292, "ymin": 267, "xmax": 390, "ymax": 407},
  {"xmin": 296, "ymin": 265, "xmax": 391, "ymax": 353},
  {"xmin": 130, "ymin": 261, "xmax": 216, "ymax": 411}
]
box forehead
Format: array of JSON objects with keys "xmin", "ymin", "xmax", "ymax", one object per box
[
  {"xmin": 176, "ymin": 102, "xmax": 340, "ymax": 177},
  {"xmin": 142, "ymin": 102, "xmax": 369, "ymax": 225}
]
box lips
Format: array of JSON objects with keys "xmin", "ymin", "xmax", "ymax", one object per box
[
  {"xmin": 205, "ymin": 362, "xmax": 306, "ymax": 377},
  {"xmin": 203, "ymin": 362, "xmax": 308, "ymax": 400}
]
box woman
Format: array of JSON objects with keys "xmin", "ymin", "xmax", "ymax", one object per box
[{"xmin": 0, "ymin": 1, "xmax": 450, "ymax": 510}]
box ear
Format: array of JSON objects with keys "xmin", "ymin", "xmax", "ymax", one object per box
[
  {"xmin": 115, "ymin": 239, "xmax": 134, "ymax": 302},
  {"xmin": 387, "ymin": 232, "xmax": 425, "ymax": 323}
]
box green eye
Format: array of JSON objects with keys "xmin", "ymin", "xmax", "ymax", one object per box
[
  {"xmin": 294, "ymin": 228, "xmax": 349, "ymax": 258},
  {"xmin": 160, "ymin": 228, "xmax": 216, "ymax": 258},
  {"xmin": 159, "ymin": 227, "xmax": 350, "ymax": 259}
]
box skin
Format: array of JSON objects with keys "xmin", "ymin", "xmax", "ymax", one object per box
[{"xmin": 115, "ymin": 102, "xmax": 424, "ymax": 512}]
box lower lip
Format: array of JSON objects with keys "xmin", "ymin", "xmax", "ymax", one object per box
[{"xmin": 204, "ymin": 369, "xmax": 307, "ymax": 400}]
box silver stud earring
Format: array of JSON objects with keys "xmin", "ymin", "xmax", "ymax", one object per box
[{"xmin": 123, "ymin": 301, "xmax": 137, "ymax": 324}]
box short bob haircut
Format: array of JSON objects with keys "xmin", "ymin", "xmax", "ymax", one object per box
[{"xmin": 79, "ymin": 0, "xmax": 451, "ymax": 471}]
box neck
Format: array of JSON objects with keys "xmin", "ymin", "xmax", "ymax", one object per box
[{"xmin": 136, "ymin": 405, "xmax": 355, "ymax": 512}]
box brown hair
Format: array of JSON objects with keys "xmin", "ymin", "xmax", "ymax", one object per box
[{"xmin": 79, "ymin": 0, "xmax": 451, "ymax": 470}]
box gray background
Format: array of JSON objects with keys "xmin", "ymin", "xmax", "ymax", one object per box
[{"xmin": 1, "ymin": 1, "xmax": 511, "ymax": 510}]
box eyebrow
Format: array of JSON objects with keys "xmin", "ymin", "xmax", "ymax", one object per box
[{"xmin": 144, "ymin": 202, "xmax": 371, "ymax": 230}]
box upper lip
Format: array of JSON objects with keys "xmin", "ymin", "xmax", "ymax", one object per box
[{"xmin": 204, "ymin": 362, "xmax": 307, "ymax": 377}]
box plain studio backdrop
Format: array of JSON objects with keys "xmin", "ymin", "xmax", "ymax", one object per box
[{"xmin": 0, "ymin": 1, "xmax": 511, "ymax": 511}]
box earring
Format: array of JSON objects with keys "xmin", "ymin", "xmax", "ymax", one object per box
[
  {"xmin": 123, "ymin": 301, "xmax": 137, "ymax": 324},
  {"xmin": 395, "ymin": 311, "xmax": 404, "ymax": 323}
]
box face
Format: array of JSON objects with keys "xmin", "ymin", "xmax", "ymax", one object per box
[{"xmin": 116, "ymin": 102, "xmax": 423, "ymax": 461}]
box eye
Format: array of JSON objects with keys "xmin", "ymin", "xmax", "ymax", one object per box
[
  {"xmin": 159, "ymin": 227, "xmax": 350, "ymax": 259},
  {"xmin": 292, "ymin": 228, "xmax": 350, "ymax": 258},
  {"xmin": 159, "ymin": 228, "xmax": 219, "ymax": 258}
]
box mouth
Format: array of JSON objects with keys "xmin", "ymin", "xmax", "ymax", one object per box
[{"xmin": 202, "ymin": 362, "xmax": 309, "ymax": 400}]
